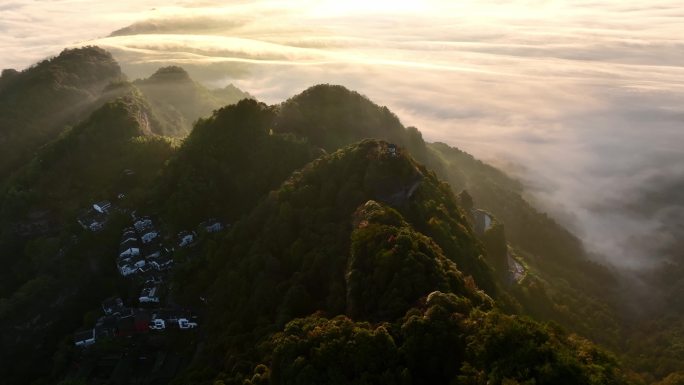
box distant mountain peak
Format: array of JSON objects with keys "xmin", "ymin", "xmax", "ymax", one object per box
[
  {"xmin": 275, "ymin": 84, "xmax": 408, "ymax": 152},
  {"xmin": 70, "ymin": 92, "xmax": 158, "ymax": 141},
  {"xmin": 54, "ymin": 45, "xmax": 115, "ymax": 62},
  {"xmin": 146, "ymin": 66, "xmax": 191, "ymax": 82}
]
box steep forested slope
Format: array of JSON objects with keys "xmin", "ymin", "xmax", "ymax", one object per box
[
  {"xmin": 273, "ymin": 84, "xmax": 622, "ymax": 344},
  {"xmin": 0, "ymin": 54, "xmax": 658, "ymax": 384},
  {"xmin": 134, "ymin": 66, "xmax": 251, "ymax": 137},
  {"xmin": 0, "ymin": 46, "xmax": 124, "ymax": 180},
  {"xmin": 155, "ymin": 99, "xmax": 318, "ymax": 230},
  {"xmin": 169, "ymin": 140, "xmax": 628, "ymax": 385},
  {"xmin": 0, "ymin": 93, "xmax": 174, "ymax": 384},
  {"xmin": 0, "ymin": 89, "xmax": 173, "ymax": 226}
]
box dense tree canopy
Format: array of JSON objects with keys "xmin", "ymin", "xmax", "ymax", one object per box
[
  {"xmin": 0, "ymin": 46, "xmax": 124, "ymax": 180},
  {"xmin": 0, "ymin": 57, "xmax": 672, "ymax": 384},
  {"xmin": 259, "ymin": 292, "xmax": 629, "ymax": 385},
  {"xmin": 134, "ymin": 66, "xmax": 251, "ymax": 137}
]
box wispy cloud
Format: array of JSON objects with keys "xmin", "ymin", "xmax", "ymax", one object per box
[{"xmin": 3, "ymin": 0, "xmax": 684, "ymax": 268}]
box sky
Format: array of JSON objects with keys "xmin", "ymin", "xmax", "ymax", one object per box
[{"xmin": 2, "ymin": 0, "xmax": 683, "ymax": 269}]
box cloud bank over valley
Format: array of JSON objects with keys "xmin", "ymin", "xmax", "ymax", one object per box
[{"xmin": 2, "ymin": 0, "xmax": 683, "ymax": 268}]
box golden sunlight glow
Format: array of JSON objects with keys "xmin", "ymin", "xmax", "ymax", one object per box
[{"xmin": 308, "ymin": 0, "xmax": 430, "ymax": 16}]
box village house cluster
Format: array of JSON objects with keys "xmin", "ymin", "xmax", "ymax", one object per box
[
  {"xmin": 74, "ymin": 296, "xmax": 198, "ymax": 347},
  {"xmin": 117, "ymin": 216, "xmax": 173, "ymax": 278},
  {"xmin": 77, "ymin": 201, "xmax": 113, "ymax": 232},
  {"xmin": 73, "ymin": 205, "xmax": 226, "ymax": 348}
]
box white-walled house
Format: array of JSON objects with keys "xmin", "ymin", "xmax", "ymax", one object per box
[
  {"xmin": 141, "ymin": 231, "xmax": 159, "ymax": 244},
  {"xmin": 178, "ymin": 231, "xmax": 195, "ymax": 247},
  {"xmin": 139, "ymin": 286, "xmax": 160, "ymax": 303},
  {"xmin": 178, "ymin": 318, "xmax": 198, "ymax": 329},
  {"xmin": 119, "ymin": 238, "xmax": 141, "ymax": 258},
  {"xmin": 122, "ymin": 228, "xmax": 136, "ymax": 237},
  {"xmin": 201, "ymin": 219, "xmax": 224, "ymax": 233},
  {"xmin": 120, "ymin": 235, "xmax": 137, "ymax": 245},
  {"xmin": 134, "ymin": 218, "xmax": 153, "ymax": 232},
  {"xmin": 93, "ymin": 201, "xmax": 112, "ymax": 214},
  {"xmin": 150, "ymin": 256, "xmax": 173, "ymax": 271},
  {"xmin": 142, "ymin": 244, "xmax": 161, "ymax": 259},
  {"xmin": 77, "ymin": 209, "xmax": 107, "ymax": 232},
  {"xmin": 118, "ymin": 262, "xmax": 138, "ymax": 277},
  {"xmin": 149, "ymin": 318, "xmax": 166, "ymax": 330},
  {"xmin": 74, "ymin": 329, "xmax": 96, "ymax": 347}
]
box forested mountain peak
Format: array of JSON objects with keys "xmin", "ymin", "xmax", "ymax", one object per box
[
  {"xmin": 269, "ymin": 139, "xmax": 494, "ymax": 291},
  {"xmin": 191, "ymin": 139, "xmax": 495, "ymax": 324},
  {"xmin": 172, "ymin": 138, "xmax": 629, "ymax": 384},
  {"xmin": 0, "ymin": 89, "xmax": 171, "ymax": 223},
  {"xmin": 142, "ymin": 65, "xmax": 192, "ymax": 83},
  {"xmin": 0, "ymin": 61, "xmax": 656, "ymax": 383},
  {"xmin": 0, "ymin": 46, "xmax": 125, "ymax": 180},
  {"xmin": 2, "ymin": 46, "xmax": 121, "ymax": 91},
  {"xmin": 275, "ymin": 84, "xmax": 416, "ymax": 151},
  {"xmin": 132, "ymin": 65, "xmax": 251, "ymax": 137},
  {"xmin": 68, "ymin": 90, "xmax": 160, "ymax": 140},
  {"xmin": 156, "ymin": 98, "xmax": 316, "ymax": 228}
]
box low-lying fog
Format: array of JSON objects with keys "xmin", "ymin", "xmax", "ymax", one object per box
[{"xmin": 3, "ymin": 0, "xmax": 683, "ymax": 269}]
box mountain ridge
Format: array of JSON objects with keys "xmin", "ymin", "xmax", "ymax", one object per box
[{"xmin": 0, "ymin": 46, "xmax": 666, "ymax": 384}]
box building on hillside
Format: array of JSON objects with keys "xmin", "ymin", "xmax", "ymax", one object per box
[
  {"xmin": 102, "ymin": 297, "xmax": 125, "ymax": 316},
  {"xmin": 93, "ymin": 201, "xmax": 112, "ymax": 214},
  {"xmin": 120, "ymin": 234, "xmax": 137, "ymax": 244},
  {"xmin": 472, "ymin": 209, "xmax": 493, "ymax": 235},
  {"xmin": 177, "ymin": 231, "xmax": 196, "ymax": 247},
  {"xmin": 117, "ymin": 258, "xmax": 145, "ymax": 277},
  {"xmin": 387, "ymin": 143, "xmax": 398, "ymax": 156},
  {"xmin": 149, "ymin": 255, "xmax": 174, "ymax": 271},
  {"xmin": 178, "ymin": 318, "xmax": 198, "ymax": 329},
  {"xmin": 74, "ymin": 329, "xmax": 96, "ymax": 347},
  {"xmin": 94, "ymin": 315, "xmax": 119, "ymax": 339},
  {"xmin": 145, "ymin": 276, "xmax": 164, "ymax": 286},
  {"xmin": 149, "ymin": 318, "xmax": 166, "ymax": 330},
  {"xmin": 142, "ymin": 243, "xmax": 162, "ymax": 259},
  {"xmin": 151, "ymin": 309, "xmax": 196, "ymax": 328},
  {"xmin": 200, "ymin": 219, "xmax": 224, "ymax": 233},
  {"xmin": 119, "ymin": 238, "xmax": 141, "ymax": 258},
  {"xmin": 139, "ymin": 286, "xmax": 161, "ymax": 304},
  {"xmin": 138, "ymin": 264, "xmax": 153, "ymax": 274},
  {"xmin": 78, "ymin": 209, "xmax": 108, "ymax": 232},
  {"xmin": 121, "ymin": 227, "xmax": 136, "ymax": 238},
  {"xmin": 134, "ymin": 217, "xmax": 153, "ymax": 232},
  {"xmin": 141, "ymin": 230, "xmax": 159, "ymax": 244}
]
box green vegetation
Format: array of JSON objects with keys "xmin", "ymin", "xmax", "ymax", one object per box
[
  {"xmin": 0, "ymin": 49, "xmax": 676, "ymax": 384},
  {"xmin": 168, "ymin": 140, "xmax": 628, "ymax": 384},
  {"xmin": 347, "ymin": 200, "xmax": 490, "ymax": 320},
  {"xmin": 261, "ymin": 299, "xmax": 628, "ymax": 385},
  {"xmin": 134, "ymin": 66, "xmax": 251, "ymax": 137},
  {"xmin": 156, "ymin": 99, "xmax": 317, "ymax": 230},
  {"xmin": 0, "ymin": 90, "xmax": 174, "ymax": 226},
  {"xmin": 0, "ymin": 46, "xmax": 124, "ymax": 180},
  {"xmin": 273, "ymin": 84, "xmax": 624, "ymax": 347},
  {"xmin": 0, "ymin": 92, "xmax": 175, "ymax": 384}
]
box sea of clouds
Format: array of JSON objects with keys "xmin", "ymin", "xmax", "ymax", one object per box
[{"xmin": 2, "ymin": 0, "xmax": 683, "ymax": 269}]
